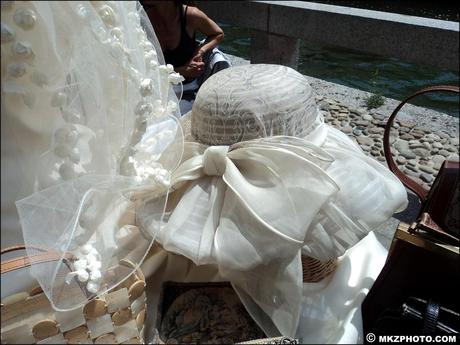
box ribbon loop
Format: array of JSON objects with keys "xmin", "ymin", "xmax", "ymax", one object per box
[{"xmin": 203, "ymin": 146, "xmax": 229, "ymax": 176}]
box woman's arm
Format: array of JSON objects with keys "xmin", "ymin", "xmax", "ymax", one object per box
[
  {"xmin": 187, "ymin": 6, "xmax": 224, "ymax": 61},
  {"xmin": 187, "ymin": 7, "xmax": 224, "ymax": 56},
  {"xmin": 174, "ymin": 6, "xmax": 224, "ymax": 80}
]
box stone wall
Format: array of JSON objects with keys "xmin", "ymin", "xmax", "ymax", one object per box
[{"xmin": 226, "ymin": 54, "xmax": 459, "ymax": 248}]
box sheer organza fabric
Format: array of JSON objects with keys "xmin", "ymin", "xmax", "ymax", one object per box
[
  {"xmin": 2, "ymin": 1, "xmax": 184, "ymax": 310},
  {"xmin": 147, "ymin": 65, "xmax": 409, "ymax": 337}
]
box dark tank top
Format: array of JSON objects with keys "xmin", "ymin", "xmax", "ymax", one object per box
[{"xmin": 163, "ymin": 6, "xmax": 197, "ymax": 68}]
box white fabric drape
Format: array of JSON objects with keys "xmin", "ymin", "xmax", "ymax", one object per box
[
  {"xmin": 146, "ymin": 122, "xmax": 408, "ymax": 337},
  {"xmin": 140, "ymin": 231, "xmax": 388, "ymax": 344},
  {"xmin": 3, "ymin": 1, "xmax": 184, "ymax": 311}
]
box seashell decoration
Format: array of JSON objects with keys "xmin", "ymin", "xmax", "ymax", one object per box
[
  {"xmin": 13, "ymin": 8, "xmax": 37, "ymax": 30},
  {"xmin": 1, "ymin": 22, "xmax": 15, "ymax": 43}
]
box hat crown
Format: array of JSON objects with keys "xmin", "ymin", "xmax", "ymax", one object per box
[{"xmin": 191, "ymin": 64, "xmax": 320, "ymax": 145}]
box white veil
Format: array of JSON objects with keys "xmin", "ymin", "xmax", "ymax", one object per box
[{"xmin": 2, "ymin": 1, "xmax": 184, "ymax": 311}]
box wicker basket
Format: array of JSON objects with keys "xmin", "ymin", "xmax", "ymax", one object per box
[
  {"xmin": 301, "ymin": 255, "xmax": 337, "ymax": 283},
  {"xmin": 1, "ymin": 246, "xmax": 147, "ymax": 344}
]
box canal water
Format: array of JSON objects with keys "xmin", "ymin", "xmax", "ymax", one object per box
[{"xmin": 213, "ymin": 3, "xmax": 459, "ymax": 117}]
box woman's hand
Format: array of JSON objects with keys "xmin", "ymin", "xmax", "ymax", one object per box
[{"xmin": 176, "ymin": 58, "xmax": 204, "ymax": 80}]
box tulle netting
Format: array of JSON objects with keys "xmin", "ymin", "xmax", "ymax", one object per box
[{"xmin": 2, "ymin": 1, "xmax": 184, "ymax": 310}]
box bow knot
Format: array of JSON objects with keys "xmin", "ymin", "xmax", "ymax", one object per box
[{"xmin": 203, "ymin": 146, "xmax": 229, "ymax": 176}]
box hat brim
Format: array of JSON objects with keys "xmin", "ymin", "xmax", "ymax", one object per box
[{"xmin": 180, "ymin": 111, "xmax": 195, "ymax": 143}]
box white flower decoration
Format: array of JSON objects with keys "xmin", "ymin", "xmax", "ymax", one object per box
[
  {"xmin": 135, "ymin": 100, "xmax": 154, "ymax": 117},
  {"xmin": 139, "ymin": 78, "xmax": 154, "ymax": 97},
  {"xmin": 129, "ymin": 152, "xmax": 170, "ymax": 186},
  {"xmin": 168, "ymin": 72, "xmax": 185, "ymax": 85}
]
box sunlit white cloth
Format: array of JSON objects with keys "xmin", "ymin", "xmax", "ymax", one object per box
[
  {"xmin": 145, "ymin": 118, "xmax": 407, "ymax": 337},
  {"xmin": 297, "ymin": 231, "xmax": 387, "ymax": 344},
  {"xmin": 140, "ymin": 231, "xmax": 387, "ymax": 344}
]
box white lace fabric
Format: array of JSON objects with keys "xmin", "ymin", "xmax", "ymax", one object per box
[
  {"xmin": 191, "ymin": 64, "xmax": 320, "ymax": 145},
  {"xmin": 2, "ymin": 1, "xmax": 184, "ymax": 311}
]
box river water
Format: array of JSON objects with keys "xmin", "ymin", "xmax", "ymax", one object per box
[{"xmin": 215, "ymin": 3, "xmax": 459, "ymax": 117}]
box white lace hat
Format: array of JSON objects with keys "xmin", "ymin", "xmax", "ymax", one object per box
[
  {"xmin": 188, "ymin": 64, "xmax": 321, "ymax": 144},
  {"xmin": 182, "ymin": 64, "xmax": 325, "ymax": 145}
]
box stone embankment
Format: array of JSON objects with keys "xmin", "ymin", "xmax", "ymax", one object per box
[
  {"xmin": 316, "ymin": 96, "xmax": 459, "ymax": 190},
  {"xmin": 228, "ymin": 54, "xmax": 459, "ymax": 192}
]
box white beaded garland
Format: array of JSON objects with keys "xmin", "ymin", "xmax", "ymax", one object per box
[
  {"xmin": 99, "ymin": 5, "xmax": 117, "ymax": 26},
  {"xmin": 168, "ymin": 72, "xmax": 185, "ymax": 85},
  {"xmin": 110, "ymin": 41, "xmax": 124, "ymax": 59},
  {"xmin": 148, "ymin": 60, "xmax": 158, "ymax": 70},
  {"xmin": 68, "ymin": 147, "xmax": 81, "ymax": 164},
  {"xmin": 81, "ymin": 244, "xmax": 93, "ymax": 255},
  {"xmin": 58, "ymin": 162, "xmax": 76, "ymax": 180},
  {"xmin": 65, "ymin": 127, "xmax": 79, "ymax": 146},
  {"xmin": 144, "ymin": 50, "xmax": 156, "ymax": 61},
  {"xmin": 11, "ymin": 41, "xmax": 34, "ymax": 59},
  {"xmin": 111, "ymin": 27, "xmax": 123, "ymax": 41},
  {"xmin": 54, "ymin": 144, "xmax": 70, "ymax": 158},
  {"xmin": 86, "ymin": 281, "xmax": 99, "ymax": 294},
  {"xmin": 77, "ymin": 269, "xmax": 89, "ymax": 283},
  {"xmin": 90, "ymin": 269, "xmax": 102, "ymax": 281},
  {"xmin": 13, "ymin": 8, "xmax": 36, "ymax": 30},
  {"xmin": 1, "ymin": 22, "xmax": 15, "ymax": 43},
  {"xmin": 74, "ymin": 259, "xmax": 88, "ymax": 271},
  {"xmin": 139, "ymin": 78, "xmax": 154, "ymax": 97},
  {"xmin": 134, "ymin": 101, "xmax": 153, "ymax": 116}
]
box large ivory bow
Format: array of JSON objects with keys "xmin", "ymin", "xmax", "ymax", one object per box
[
  {"xmin": 152, "ymin": 136, "xmax": 346, "ymax": 336},
  {"xmin": 157, "ymin": 136, "xmax": 344, "ymax": 266}
]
